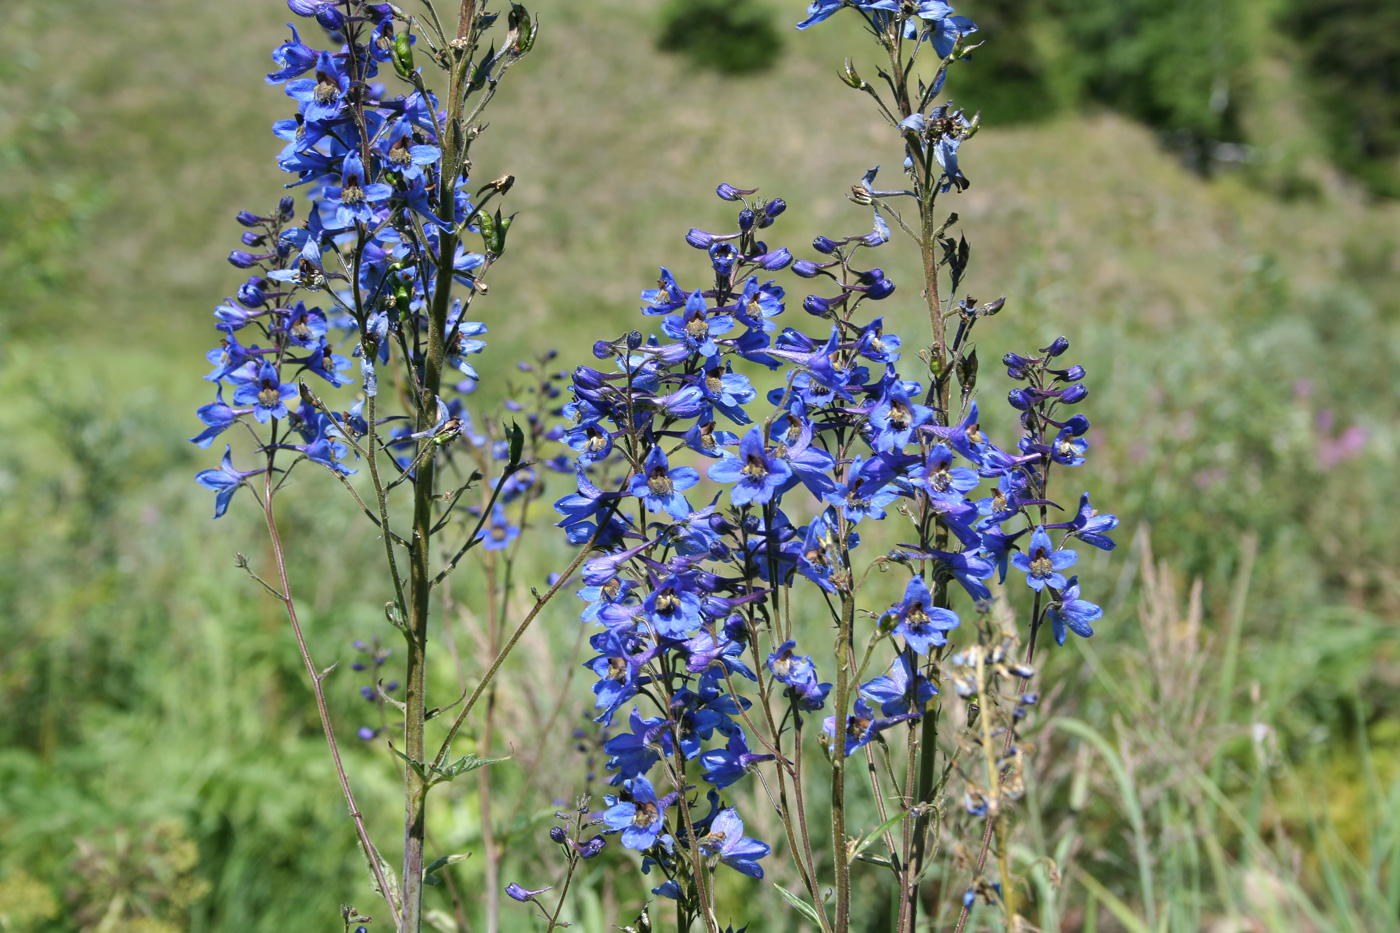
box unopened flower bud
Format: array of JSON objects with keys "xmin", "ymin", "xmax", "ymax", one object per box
[
  {"xmin": 1042, "ymin": 336, "xmax": 1070, "ymax": 357},
  {"xmin": 840, "ymin": 57, "xmax": 865, "ymax": 89},
  {"xmin": 235, "ymin": 210, "xmax": 261, "ymax": 227},
  {"xmin": 549, "ymin": 826, "xmax": 568, "ymax": 844},
  {"xmin": 812, "ymin": 236, "xmax": 837, "ymax": 254},
  {"xmin": 278, "ymin": 196, "xmax": 295, "ymax": 220},
  {"xmin": 1061, "ymin": 384, "xmax": 1088, "ymax": 404},
  {"xmin": 716, "ymin": 183, "xmax": 757, "ymax": 201},
  {"xmin": 738, "ymin": 208, "xmax": 755, "ymax": 231},
  {"xmin": 227, "ymin": 250, "xmax": 257, "ymax": 268}
]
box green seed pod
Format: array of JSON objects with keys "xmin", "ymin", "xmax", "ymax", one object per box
[{"xmin": 392, "ymin": 31, "xmax": 415, "ymax": 80}]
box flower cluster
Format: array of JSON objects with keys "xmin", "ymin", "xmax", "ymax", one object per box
[
  {"xmin": 191, "ymin": 1, "xmax": 532, "ymax": 515},
  {"xmin": 555, "ymin": 170, "xmax": 1116, "ymax": 906}
]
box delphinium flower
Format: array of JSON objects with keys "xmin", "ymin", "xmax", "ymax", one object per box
[
  {"xmin": 547, "ymin": 12, "xmax": 1121, "ymax": 914},
  {"xmin": 195, "ymin": 7, "xmax": 550, "ymax": 933}
]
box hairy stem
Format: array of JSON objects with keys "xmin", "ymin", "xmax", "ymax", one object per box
[{"xmin": 260, "ymin": 468, "xmax": 398, "ymax": 923}]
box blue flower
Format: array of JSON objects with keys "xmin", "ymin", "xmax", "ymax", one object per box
[
  {"xmin": 603, "ymin": 776, "xmax": 675, "ymax": 850},
  {"xmin": 860, "ymin": 651, "xmax": 936, "ymax": 717},
  {"xmin": 698, "ymin": 808, "xmax": 770, "ymax": 878},
  {"xmin": 232, "ymin": 361, "xmax": 299, "ymax": 424},
  {"xmin": 477, "ymin": 504, "xmax": 519, "ymax": 551},
  {"xmin": 1011, "ymin": 526, "xmax": 1077, "ymax": 592},
  {"xmin": 699, "ymin": 730, "xmax": 774, "ymax": 788},
  {"xmin": 708, "ymin": 428, "xmax": 792, "ymax": 507},
  {"xmin": 1069, "ymin": 492, "xmax": 1118, "ymax": 550},
  {"xmin": 890, "ymin": 576, "xmax": 960, "ymax": 653},
  {"xmin": 822, "ymin": 698, "xmax": 918, "ymax": 757},
  {"xmin": 1046, "ymin": 575, "xmax": 1101, "ymax": 645},
  {"xmin": 196, "ymin": 446, "xmax": 263, "ymax": 518},
  {"xmin": 284, "ymin": 51, "xmax": 350, "ymax": 123},
  {"xmin": 190, "ymin": 386, "xmax": 247, "ymax": 449},
  {"xmin": 628, "ymin": 445, "xmax": 700, "ymax": 520}
]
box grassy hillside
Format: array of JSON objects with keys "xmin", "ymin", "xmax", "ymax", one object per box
[{"xmin": 1, "ymin": 0, "xmax": 1396, "ymax": 930}]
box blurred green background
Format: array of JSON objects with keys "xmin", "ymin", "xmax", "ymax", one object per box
[{"xmin": 1, "ymin": 0, "xmax": 1397, "ymax": 930}]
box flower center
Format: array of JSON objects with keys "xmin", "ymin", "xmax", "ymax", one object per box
[
  {"xmin": 889, "ymin": 401, "xmax": 911, "ymax": 431},
  {"xmin": 705, "ymin": 368, "xmax": 723, "ymax": 394},
  {"xmin": 686, "ymin": 313, "xmax": 709, "ymax": 339},
  {"xmin": 1030, "ymin": 550, "xmax": 1053, "ymax": 578},
  {"xmin": 257, "ymin": 379, "xmax": 281, "ymax": 409},
  {"xmin": 632, "ymin": 801, "xmax": 660, "ymax": 828},
  {"xmin": 313, "ymin": 72, "xmax": 338, "ymax": 104},
  {"xmin": 647, "ymin": 466, "xmax": 674, "ymax": 497},
  {"xmin": 741, "ymin": 454, "xmax": 768, "ymax": 480},
  {"xmin": 388, "ymin": 137, "xmax": 413, "ymax": 166}
]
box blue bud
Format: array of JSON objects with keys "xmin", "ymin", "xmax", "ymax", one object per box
[
  {"xmin": 802, "ymin": 295, "xmax": 831, "ymax": 316},
  {"xmin": 1058, "ymin": 364, "xmax": 1086, "ymax": 382},
  {"xmin": 1007, "ymin": 388, "xmax": 1031, "ymax": 411},
  {"xmin": 1061, "ymin": 384, "xmax": 1088, "ymax": 404},
  {"xmin": 763, "ymin": 198, "xmax": 786, "ymax": 218},
  {"xmin": 236, "ymin": 210, "xmax": 261, "ymax": 227},
  {"xmin": 1042, "ymin": 336, "xmax": 1070, "ymax": 357},
  {"xmin": 549, "ymin": 826, "xmax": 568, "ymax": 843},
  {"xmin": 792, "ymin": 260, "xmax": 822, "ymax": 278},
  {"xmin": 227, "ymin": 250, "xmax": 257, "ymax": 268},
  {"xmin": 738, "ymin": 208, "xmax": 755, "ymax": 231},
  {"xmin": 812, "ymin": 235, "xmax": 837, "ymax": 254},
  {"xmin": 278, "ymin": 196, "xmax": 295, "ymax": 220}
]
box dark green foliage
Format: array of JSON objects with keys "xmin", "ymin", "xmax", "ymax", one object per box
[
  {"xmin": 1050, "ymin": 0, "xmax": 1252, "ymax": 143},
  {"xmin": 955, "ymin": 0, "xmax": 1061, "ymax": 124},
  {"xmin": 656, "ymin": 0, "xmax": 784, "ymax": 75},
  {"xmin": 1282, "ymin": 0, "xmax": 1400, "ymax": 196},
  {"xmin": 958, "ymin": 0, "xmax": 1255, "ymax": 162}
]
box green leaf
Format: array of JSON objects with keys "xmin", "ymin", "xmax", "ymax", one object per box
[
  {"xmin": 853, "ymin": 811, "xmax": 907, "ymax": 859},
  {"xmin": 390, "ymin": 746, "xmax": 429, "ymax": 781},
  {"xmin": 423, "ymin": 853, "xmax": 470, "ymax": 885},
  {"xmin": 505, "ymin": 420, "xmax": 525, "ymax": 466},
  {"xmin": 773, "ymin": 884, "xmax": 826, "ymax": 929},
  {"xmin": 434, "ymin": 752, "xmax": 511, "ymax": 782}
]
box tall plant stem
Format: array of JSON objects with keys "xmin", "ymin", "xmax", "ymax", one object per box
[
  {"xmin": 831, "ymin": 585, "xmax": 856, "ymax": 931},
  {"xmin": 260, "ymin": 469, "xmax": 398, "ymax": 922},
  {"xmin": 400, "ymin": 23, "xmax": 474, "ymax": 932}
]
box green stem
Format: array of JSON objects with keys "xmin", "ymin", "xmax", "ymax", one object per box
[
  {"xmin": 400, "ymin": 23, "xmax": 472, "ymax": 933},
  {"xmin": 831, "ymin": 585, "xmax": 856, "ymax": 931}
]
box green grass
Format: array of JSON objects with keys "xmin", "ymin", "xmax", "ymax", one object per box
[{"xmin": 1, "ymin": 0, "xmax": 1397, "ymax": 930}]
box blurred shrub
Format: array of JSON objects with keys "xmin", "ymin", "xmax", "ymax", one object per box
[
  {"xmin": 1282, "ymin": 0, "xmax": 1400, "ymax": 197},
  {"xmin": 961, "ymin": 0, "xmax": 1256, "ymax": 168},
  {"xmin": 656, "ymin": 0, "xmax": 784, "ymax": 75}
]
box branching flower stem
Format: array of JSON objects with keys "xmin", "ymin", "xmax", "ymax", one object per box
[{"xmin": 260, "ymin": 466, "xmax": 398, "ymax": 924}]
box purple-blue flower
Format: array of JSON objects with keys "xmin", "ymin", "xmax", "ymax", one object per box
[
  {"xmin": 195, "ymin": 446, "xmax": 264, "ymax": 518},
  {"xmin": 708, "ymin": 427, "xmax": 792, "ymax": 507},
  {"xmin": 628, "ymin": 445, "xmax": 700, "ymax": 520},
  {"xmin": 1045, "ymin": 575, "xmax": 1101, "ymax": 645},
  {"xmin": 1011, "ymin": 526, "xmax": 1077, "ymax": 592},
  {"xmin": 698, "ymin": 808, "xmax": 770, "ymax": 878},
  {"xmin": 890, "ymin": 576, "xmax": 960, "ymax": 653}
]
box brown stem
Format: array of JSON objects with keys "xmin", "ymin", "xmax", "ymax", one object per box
[{"xmin": 260, "ymin": 468, "xmax": 398, "ymax": 921}]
